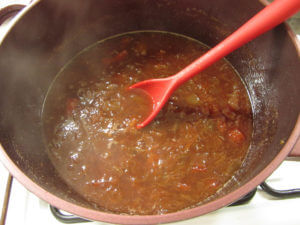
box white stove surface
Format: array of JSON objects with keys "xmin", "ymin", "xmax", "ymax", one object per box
[{"xmin": 1, "ymin": 2, "xmax": 300, "ymax": 225}]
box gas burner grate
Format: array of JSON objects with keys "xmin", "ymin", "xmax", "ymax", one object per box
[
  {"xmin": 260, "ymin": 181, "xmax": 300, "ymax": 198},
  {"xmin": 49, "ymin": 206, "xmax": 90, "ymax": 224}
]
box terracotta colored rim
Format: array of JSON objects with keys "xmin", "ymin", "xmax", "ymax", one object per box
[{"xmin": 0, "ymin": 1, "xmax": 299, "ymax": 224}]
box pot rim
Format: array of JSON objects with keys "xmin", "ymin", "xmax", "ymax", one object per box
[{"xmin": 0, "ymin": 1, "xmax": 300, "ymax": 224}]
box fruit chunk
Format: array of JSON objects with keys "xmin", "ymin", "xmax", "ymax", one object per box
[{"xmin": 228, "ymin": 128, "xmax": 245, "ymax": 144}]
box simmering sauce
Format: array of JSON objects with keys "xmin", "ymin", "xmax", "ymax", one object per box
[{"xmin": 42, "ymin": 31, "xmax": 252, "ymax": 215}]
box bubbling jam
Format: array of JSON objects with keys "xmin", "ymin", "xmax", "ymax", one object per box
[{"xmin": 42, "ymin": 31, "xmax": 252, "ymax": 215}]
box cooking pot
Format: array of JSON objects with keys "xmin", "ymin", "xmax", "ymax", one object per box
[{"xmin": 0, "ymin": 0, "xmax": 299, "ymax": 224}]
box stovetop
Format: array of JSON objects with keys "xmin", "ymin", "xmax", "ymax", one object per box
[{"xmin": 1, "ymin": 1, "xmax": 300, "ymax": 225}]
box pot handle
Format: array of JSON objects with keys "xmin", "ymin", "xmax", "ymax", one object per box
[{"xmin": 0, "ymin": 4, "xmax": 26, "ymax": 26}]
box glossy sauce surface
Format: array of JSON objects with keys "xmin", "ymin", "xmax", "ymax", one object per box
[{"xmin": 43, "ymin": 31, "xmax": 252, "ymax": 215}]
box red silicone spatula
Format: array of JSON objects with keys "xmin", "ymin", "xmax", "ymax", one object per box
[{"xmin": 129, "ymin": 0, "xmax": 300, "ymax": 129}]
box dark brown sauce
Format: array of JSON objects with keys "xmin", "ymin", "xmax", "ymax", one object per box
[{"xmin": 42, "ymin": 31, "xmax": 252, "ymax": 215}]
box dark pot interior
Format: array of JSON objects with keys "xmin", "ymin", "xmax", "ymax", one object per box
[{"xmin": 0, "ymin": 0, "xmax": 299, "ymax": 222}]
